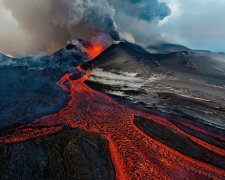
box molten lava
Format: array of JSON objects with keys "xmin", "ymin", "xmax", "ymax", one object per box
[
  {"xmin": 0, "ymin": 56, "xmax": 225, "ymax": 179},
  {"xmin": 86, "ymin": 44, "xmax": 104, "ymax": 59}
]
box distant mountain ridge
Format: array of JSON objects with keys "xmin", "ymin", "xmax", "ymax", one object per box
[{"xmin": 147, "ymin": 42, "xmax": 191, "ymax": 53}]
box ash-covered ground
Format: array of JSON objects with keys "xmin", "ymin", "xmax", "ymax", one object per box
[
  {"xmin": 0, "ymin": 40, "xmax": 225, "ymax": 179},
  {"xmin": 83, "ymin": 41, "xmax": 225, "ymax": 130}
]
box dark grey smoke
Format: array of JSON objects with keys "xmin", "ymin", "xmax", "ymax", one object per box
[
  {"xmin": 109, "ymin": 0, "xmax": 170, "ymax": 43},
  {"xmin": 110, "ymin": 0, "xmax": 170, "ymax": 21},
  {"xmin": 0, "ymin": 0, "xmax": 170, "ymax": 57}
]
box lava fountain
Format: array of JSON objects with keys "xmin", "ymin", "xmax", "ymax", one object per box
[
  {"xmin": 0, "ymin": 45, "xmax": 224, "ymax": 179},
  {"xmin": 86, "ymin": 44, "xmax": 104, "ymax": 59}
]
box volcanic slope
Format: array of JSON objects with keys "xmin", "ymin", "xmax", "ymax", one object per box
[
  {"xmin": 0, "ymin": 43, "xmax": 89, "ymax": 130},
  {"xmin": 147, "ymin": 42, "xmax": 191, "ymax": 53},
  {"xmin": 0, "ymin": 129, "xmax": 115, "ymax": 180},
  {"xmin": 1, "ymin": 59, "xmax": 225, "ymax": 179},
  {"xmin": 0, "ymin": 41, "xmax": 225, "ymax": 179},
  {"xmin": 83, "ymin": 41, "xmax": 225, "ymax": 130}
]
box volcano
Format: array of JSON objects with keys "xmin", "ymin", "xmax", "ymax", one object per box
[{"xmin": 0, "ymin": 40, "xmax": 225, "ymax": 179}]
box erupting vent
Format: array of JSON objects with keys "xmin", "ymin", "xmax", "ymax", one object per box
[{"xmin": 86, "ymin": 44, "xmax": 104, "ymax": 59}]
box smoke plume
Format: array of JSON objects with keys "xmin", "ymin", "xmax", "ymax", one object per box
[{"xmin": 0, "ymin": 0, "xmax": 170, "ymax": 57}]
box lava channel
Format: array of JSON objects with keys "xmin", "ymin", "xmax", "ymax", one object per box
[{"xmin": 0, "ymin": 56, "xmax": 225, "ymax": 179}]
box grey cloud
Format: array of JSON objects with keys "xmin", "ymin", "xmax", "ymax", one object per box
[
  {"xmin": 159, "ymin": 0, "xmax": 225, "ymax": 52},
  {"xmin": 110, "ymin": 0, "xmax": 170, "ymax": 21},
  {"xmin": 0, "ymin": 0, "xmax": 170, "ymax": 57},
  {"xmin": 110, "ymin": 0, "xmax": 170, "ymax": 43},
  {"xmin": 2, "ymin": 0, "xmax": 117, "ymax": 56}
]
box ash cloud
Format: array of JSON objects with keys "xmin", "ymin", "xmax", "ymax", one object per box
[
  {"xmin": 110, "ymin": 0, "xmax": 170, "ymax": 43},
  {"xmin": 0, "ymin": 0, "xmax": 170, "ymax": 57}
]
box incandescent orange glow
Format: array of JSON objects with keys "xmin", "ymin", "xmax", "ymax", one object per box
[
  {"xmin": 86, "ymin": 44, "xmax": 104, "ymax": 59},
  {"xmin": 0, "ymin": 57, "xmax": 225, "ymax": 179}
]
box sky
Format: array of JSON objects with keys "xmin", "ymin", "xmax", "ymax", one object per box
[
  {"xmin": 0, "ymin": 0, "xmax": 225, "ymax": 57},
  {"xmin": 158, "ymin": 0, "xmax": 225, "ymax": 52}
]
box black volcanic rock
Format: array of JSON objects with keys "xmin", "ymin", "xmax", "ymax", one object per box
[
  {"xmin": 69, "ymin": 71, "xmax": 85, "ymax": 80},
  {"xmin": 157, "ymin": 51, "xmax": 225, "ymax": 80},
  {"xmin": 0, "ymin": 39, "xmax": 225, "ymax": 179},
  {"xmin": 0, "ymin": 42, "xmax": 89, "ymax": 72},
  {"xmin": 81, "ymin": 41, "xmax": 225, "ymax": 130},
  {"xmin": 0, "ymin": 42, "xmax": 90, "ymax": 131},
  {"xmin": 134, "ymin": 116, "xmax": 225, "ymax": 170},
  {"xmin": 0, "ymin": 66, "xmax": 69, "ymax": 130},
  {"xmin": 82, "ymin": 41, "xmax": 158, "ymax": 77},
  {"xmin": 83, "ymin": 41, "xmax": 225, "ymax": 80},
  {"xmin": 0, "ymin": 129, "xmax": 115, "ymax": 180},
  {"xmin": 0, "ymin": 53, "xmax": 12, "ymax": 63},
  {"xmin": 49, "ymin": 43, "xmax": 89, "ymax": 69}
]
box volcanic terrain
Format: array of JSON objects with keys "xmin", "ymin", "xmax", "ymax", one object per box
[{"xmin": 0, "ymin": 40, "xmax": 225, "ymax": 179}]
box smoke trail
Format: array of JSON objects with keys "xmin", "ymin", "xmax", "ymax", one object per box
[{"xmin": 0, "ymin": 0, "xmax": 170, "ymax": 57}]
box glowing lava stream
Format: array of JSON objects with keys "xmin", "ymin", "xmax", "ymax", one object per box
[{"xmin": 0, "ymin": 58, "xmax": 225, "ymax": 179}]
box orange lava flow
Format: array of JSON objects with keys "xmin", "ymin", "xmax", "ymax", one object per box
[
  {"xmin": 86, "ymin": 44, "xmax": 104, "ymax": 59},
  {"xmin": 0, "ymin": 64, "xmax": 225, "ymax": 179}
]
